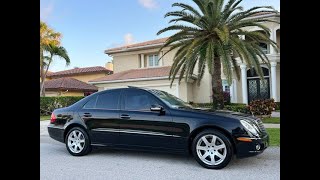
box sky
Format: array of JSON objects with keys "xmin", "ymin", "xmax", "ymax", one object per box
[{"xmin": 40, "ymin": 0, "xmax": 280, "ymax": 72}]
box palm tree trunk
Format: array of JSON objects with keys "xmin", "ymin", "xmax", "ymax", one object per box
[
  {"xmin": 40, "ymin": 49, "xmax": 45, "ymax": 96},
  {"xmin": 211, "ymin": 57, "xmax": 224, "ymax": 110},
  {"xmin": 40, "ymin": 55, "xmax": 52, "ymax": 97}
]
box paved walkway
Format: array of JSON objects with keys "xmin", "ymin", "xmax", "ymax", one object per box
[
  {"xmin": 271, "ymin": 111, "xmax": 280, "ymax": 117},
  {"xmin": 263, "ymin": 123, "xmax": 280, "ymax": 128},
  {"xmin": 40, "ymin": 120, "xmax": 50, "ymax": 136}
]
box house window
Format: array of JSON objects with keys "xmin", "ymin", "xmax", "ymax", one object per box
[
  {"xmin": 224, "ymin": 86, "xmax": 230, "ymax": 92},
  {"xmin": 259, "ymin": 43, "xmax": 269, "ymax": 54},
  {"xmin": 222, "ymin": 80, "xmax": 230, "ymax": 92},
  {"xmin": 148, "ymin": 54, "xmax": 159, "ymax": 67}
]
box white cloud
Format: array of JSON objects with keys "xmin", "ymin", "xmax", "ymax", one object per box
[
  {"xmin": 124, "ymin": 33, "xmax": 135, "ymax": 45},
  {"xmin": 40, "ymin": 2, "xmax": 54, "ymax": 21},
  {"xmin": 138, "ymin": 0, "xmax": 158, "ymax": 9}
]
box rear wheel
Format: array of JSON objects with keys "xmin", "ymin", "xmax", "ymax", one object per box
[
  {"xmin": 65, "ymin": 127, "xmax": 92, "ymax": 156},
  {"xmin": 192, "ymin": 129, "xmax": 233, "ymax": 169}
]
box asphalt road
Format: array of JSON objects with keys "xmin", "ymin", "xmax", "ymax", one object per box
[{"xmin": 40, "ymin": 135, "xmax": 280, "ymax": 180}]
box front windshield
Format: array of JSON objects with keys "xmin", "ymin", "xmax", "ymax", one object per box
[{"xmin": 149, "ymin": 89, "xmax": 193, "ymax": 109}]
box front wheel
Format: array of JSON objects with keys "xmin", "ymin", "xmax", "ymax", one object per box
[
  {"xmin": 65, "ymin": 127, "xmax": 92, "ymax": 156},
  {"xmin": 192, "ymin": 129, "xmax": 233, "ymax": 169}
]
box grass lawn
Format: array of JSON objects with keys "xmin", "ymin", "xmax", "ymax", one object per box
[
  {"xmin": 40, "ymin": 116, "xmax": 50, "ymax": 121},
  {"xmin": 266, "ymin": 128, "xmax": 280, "ymax": 146},
  {"xmin": 262, "ymin": 117, "xmax": 280, "ymax": 124}
]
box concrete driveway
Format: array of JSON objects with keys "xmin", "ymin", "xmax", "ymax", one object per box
[{"xmin": 40, "ymin": 121, "xmax": 280, "ymax": 180}]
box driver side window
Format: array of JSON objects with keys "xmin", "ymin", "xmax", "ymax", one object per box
[{"xmin": 124, "ymin": 90, "xmax": 158, "ymax": 111}]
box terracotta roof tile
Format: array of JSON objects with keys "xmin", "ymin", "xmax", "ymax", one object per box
[
  {"xmin": 44, "ymin": 77, "xmax": 98, "ymax": 91},
  {"xmin": 106, "ymin": 37, "xmax": 168, "ymax": 53},
  {"xmin": 47, "ymin": 66, "xmax": 113, "ymax": 78},
  {"xmin": 89, "ymin": 66, "xmax": 172, "ymax": 83}
]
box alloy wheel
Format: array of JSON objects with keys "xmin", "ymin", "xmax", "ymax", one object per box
[
  {"xmin": 196, "ymin": 134, "xmax": 227, "ymax": 165},
  {"xmin": 67, "ymin": 130, "xmax": 85, "ymax": 153}
]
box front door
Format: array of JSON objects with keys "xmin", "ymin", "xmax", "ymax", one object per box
[
  {"xmin": 247, "ymin": 78, "xmax": 270, "ymax": 103},
  {"xmin": 118, "ymin": 88, "xmax": 174, "ymax": 150}
]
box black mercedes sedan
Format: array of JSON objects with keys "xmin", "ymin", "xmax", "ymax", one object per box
[{"xmin": 48, "ymin": 87, "xmax": 269, "ymax": 169}]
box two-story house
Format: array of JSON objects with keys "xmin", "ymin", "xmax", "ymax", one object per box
[{"xmin": 89, "ymin": 13, "xmax": 280, "ymax": 104}]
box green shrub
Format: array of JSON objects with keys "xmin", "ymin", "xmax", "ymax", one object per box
[
  {"xmin": 193, "ymin": 102, "xmax": 250, "ymax": 114},
  {"xmin": 248, "ymin": 99, "xmax": 276, "ymax": 116},
  {"xmin": 275, "ymin": 102, "xmax": 280, "ymax": 110},
  {"xmin": 192, "ymin": 103, "xmax": 214, "ymax": 108},
  {"xmin": 40, "ymin": 96, "xmax": 84, "ymax": 115},
  {"xmin": 225, "ymin": 104, "xmax": 250, "ymax": 114}
]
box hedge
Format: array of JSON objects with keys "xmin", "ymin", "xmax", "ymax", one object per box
[
  {"xmin": 224, "ymin": 104, "xmax": 250, "ymax": 114},
  {"xmin": 40, "ymin": 96, "xmax": 84, "ymax": 115},
  {"xmin": 193, "ymin": 103, "xmax": 250, "ymax": 114},
  {"xmin": 275, "ymin": 102, "xmax": 280, "ymax": 110}
]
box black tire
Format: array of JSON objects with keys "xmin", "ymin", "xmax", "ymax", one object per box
[
  {"xmin": 65, "ymin": 127, "xmax": 92, "ymax": 156},
  {"xmin": 191, "ymin": 129, "xmax": 233, "ymax": 169}
]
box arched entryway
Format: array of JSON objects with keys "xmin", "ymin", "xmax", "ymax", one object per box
[{"xmin": 247, "ymin": 67, "xmax": 270, "ymax": 103}]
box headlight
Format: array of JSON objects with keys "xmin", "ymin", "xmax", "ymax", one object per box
[{"xmin": 240, "ymin": 120, "xmax": 258, "ymax": 136}]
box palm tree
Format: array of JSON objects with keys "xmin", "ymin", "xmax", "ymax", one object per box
[
  {"xmin": 157, "ymin": 0, "xmax": 279, "ymax": 109},
  {"xmin": 40, "ymin": 21, "xmax": 61, "ymax": 95},
  {"xmin": 40, "ymin": 44, "xmax": 70, "ymax": 96}
]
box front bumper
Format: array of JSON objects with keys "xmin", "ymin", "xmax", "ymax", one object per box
[
  {"xmin": 47, "ymin": 124, "xmax": 65, "ymax": 143},
  {"xmin": 236, "ymin": 134, "xmax": 269, "ymax": 158}
]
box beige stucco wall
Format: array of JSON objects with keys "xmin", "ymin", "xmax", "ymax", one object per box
[
  {"xmin": 111, "ymin": 47, "xmax": 176, "ymax": 72},
  {"xmin": 45, "ymin": 91, "xmax": 84, "ymax": 97},
  {"xmin": 192, "ymin": 67, "xmax": 212, "ymax": 103},
  {"xmin": 94, "ymin": 78, "xmax": 195, "ymax": 102},
  {"xmin": 113, "ymin": 54, "xmax": 140, "ymax": 73}
]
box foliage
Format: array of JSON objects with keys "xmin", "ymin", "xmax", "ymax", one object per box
[
  {"xmin": 275, "ymin": 102, "xmax": 280, "ymax": 110},
  {"xmin": 194, "ymin": 102, "xmax": 250, "ymax": 114},
  {"xmin": 224, "ymin": 103, "xmax": 250, "ymax": 114},
  {"xmin": 248, "ymin": 99, "xmax": 276, "ymax": 116},
  {"xmin": 40, "ymin": 21, "xmax": 70, "ymax": 96},
  {"xmin": 157, "ymin": 0, "xmax": 279, "ymax": 109},
  {"xmin": 40, "ymin": 96, "xmax": 84, "ymax": 115},
  {"xmin": 40, "ymin": 21, "xmax": 61, "ymax": 48},
  {"xmin": 193, "ymin": 102, "xmax": 214, "ymax": 109}
]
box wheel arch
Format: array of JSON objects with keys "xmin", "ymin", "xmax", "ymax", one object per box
[
  {"xmin": 64, "ymin": 123, "xmax": 89, "ymax": 143},
  {"xmin": 188, "ymin": 125, "xmax": 237, "ymax": 154}
]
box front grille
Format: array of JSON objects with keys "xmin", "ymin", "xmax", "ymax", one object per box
[{"xmin": 254, "ymin": 118, "xmax": 267, "ymax": 134}]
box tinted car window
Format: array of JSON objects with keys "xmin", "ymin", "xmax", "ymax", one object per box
[
  {"xmin": 83, "ymin": 96, "xmax": 97, "ymax": 109},
  {"xmin": 125, "ymin": 90, "xmax": 156, "ymax": 110},
  {"xmin": 96, "ymin": 90, "xmax": 120, "ymax": 109}
]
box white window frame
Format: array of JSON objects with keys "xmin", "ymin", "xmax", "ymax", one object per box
[{"xmin": 148, "ymin": 54, "xmax": 159, "ymax": 67}]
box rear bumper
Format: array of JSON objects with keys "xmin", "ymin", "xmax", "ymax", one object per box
[
  {"xmin": 236, "ymin": 134, "xmax": 269, "ymax": 158},
  {"xmin": 47, "ymin": 124, "xmax": 65, "ymax": 143}
]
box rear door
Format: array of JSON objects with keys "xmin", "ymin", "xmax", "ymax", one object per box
[
  {"xmin": 78, "ymin": 89, "xmax": 121, "ymax": 146},
  {"xmin": 118, "ymin": 88, "xmax": 175, "ymax": 149}
]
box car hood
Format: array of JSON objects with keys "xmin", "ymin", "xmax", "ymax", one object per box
[{"xmin": 183, "ymin": 107, "xmax": 255, "ymax": 121}]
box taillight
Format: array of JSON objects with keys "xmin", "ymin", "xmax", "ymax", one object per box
[{"xmin": 50, "ymin": 113, "xmax": 57, "ymax": 123}]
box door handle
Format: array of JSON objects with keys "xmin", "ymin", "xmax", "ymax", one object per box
[
  {"xmin": 120, "ymin": 114, "xmax": 130, "ymax": 119},
  {"xmin": 83, "ymin": 113, "xmax": 92, "ymax": 117}
]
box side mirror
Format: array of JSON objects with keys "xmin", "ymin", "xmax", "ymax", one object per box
[{"xmin": 150, "ymin": 105, "xmax": 163, "ymax": 112}]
